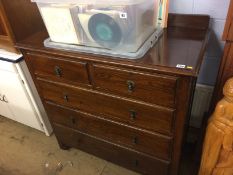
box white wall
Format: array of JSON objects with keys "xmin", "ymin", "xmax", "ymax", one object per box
[{"xmin": 169, "ymin": 0, "xmax": 230, "ymax": 86}]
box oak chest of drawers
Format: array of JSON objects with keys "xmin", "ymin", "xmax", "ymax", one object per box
[{"xmin": 15, "ymin": 14, "xmax": 210, "ymax": 175}]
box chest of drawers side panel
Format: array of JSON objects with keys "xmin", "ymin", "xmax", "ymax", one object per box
[{"xmin": 169, "ymin": 76, "xmax": 195, "ymax": 175}]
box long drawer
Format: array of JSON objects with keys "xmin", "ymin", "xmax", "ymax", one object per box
[
  {"xmin": 46, "ymin": 102, "xmax": 172, "ymax": 160},
  {"xmin": 53, "ymin": 124, "xmax": 170, "ymax": 175},
  {"xmin": 25, "ymin": 52, "xmax": 90, "ymax": 87},
  {"xmin": 91, "ymin": 64, "xmax": 178, "ymax": 108},
  {"xmin": 38, "ymin": 79, "xmax": 175, "ymax": 135}
]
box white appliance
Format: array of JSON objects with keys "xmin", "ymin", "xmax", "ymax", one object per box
[{"xmin": 0, "ymin": 50, "xmax": 52, "ymax": 136}]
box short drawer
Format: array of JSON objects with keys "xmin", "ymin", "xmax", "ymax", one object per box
[
  {"xmin": 53, "ymin": 124, "xmax": 170, "ymax": 175},
  {"xmin": 91, "ymin": 64, "xmax": 178, "ymax": 108},
  {"xmin": 46, "ymin": 102, "xmax": 172, "ymax": 160},
  {"xmin": 38, "ymin": 79, "xmax": 175, "ymax": 135},
  {"xmin": 25, "ymin": 52, "xmax": 90, "ymax": 86}
]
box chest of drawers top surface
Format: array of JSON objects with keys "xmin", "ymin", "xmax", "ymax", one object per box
[{"xmin": 17, "ymin": 15, "xmax": 209, "ymax": 77}]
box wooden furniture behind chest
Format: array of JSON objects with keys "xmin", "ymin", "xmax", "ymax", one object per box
[
  {"xmin": 1, "ymin": 1, "xmax": 210, "ymax": 174},
  {"xmin": 212, "ymin": 0, "xmax": 233, "ymax": 109},
  {"xmin": 0, "ymin": 0, "xmax": 18, "ymax": 53}
]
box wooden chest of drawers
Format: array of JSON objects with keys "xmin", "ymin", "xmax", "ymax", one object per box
[{"xmin": 15, "ymin": 14, "xmax": 210, "ymax": 175}]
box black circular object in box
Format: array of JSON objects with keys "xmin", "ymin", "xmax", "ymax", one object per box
[{"xmin": 88, "ymin": 13, "xmax": 122, "ymax": 48}]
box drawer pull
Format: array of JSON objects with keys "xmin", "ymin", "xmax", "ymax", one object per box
[
  {"xmin": 129, "ymin": 110, "xmax": 137, "ymax": 120},
  {"xmin": 54, "ymin": 66, "xmax": 62, "ymax": 77},
  {"xmin": 133, "ymin": 136, "xmax": 138, "ymax": 144},
  {"xmin": 134, "ymin": 160, "xmax": 139, "ymax": 167},
  {"xmin": 71, "ymin": 116, "xmax": 76, "ymax": 124},
  {"xmin": 64, "ymin": 95, "xmax": 69, "ymax": 102},
  {"xmin": 127, "ymin": 80, "xmax": 135, "ymax": 92}
]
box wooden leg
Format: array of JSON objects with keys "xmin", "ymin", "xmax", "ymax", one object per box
[{"xmin": 57, "ymin": 140, "xmax": 70, "ymax": 150}]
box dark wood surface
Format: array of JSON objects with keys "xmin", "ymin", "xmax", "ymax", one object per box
[
  {"xmin": 53, "ymin": 123, "xmax": 170, "ymax": 175},
  {"xmin": 1, "ymin": 0, "xmax": 45, "ymax": 43},
  {"xmin": 0, "ymin": 0, "xmax": 18, "ymax": 53},
  {"xmin": 26, "ymin": 52, "xmax": 91, "ymax": 87},
  {"xmin": 46, "ymin": 102, "xmax": 172, "ymax": 160},
  {"xmin": 37, "ymin": 78, "xmax": 175, "ymax": 135},
  {"xmin": 0, "ymin": 2, "xmax": 210, "ymax": 173},
  {"xmin": 17, "ymin": 23, "xmax": 209, "ymax": 77},
  {"xmin": 91, "ymin": 64, "xmax": 178, "ymax": 108}
]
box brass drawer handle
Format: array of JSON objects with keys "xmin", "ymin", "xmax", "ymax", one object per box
[
  {"xmin": 64, "ymin": 95, "xmax": 69, "ymax": 102},
  {"xmin": 54, "ymin": 66, "xmax": 62, "ymax": 77},
  {"xmin": 127, "ymin": 80, "xmax": 135, "ymax": 92},
  {"xmin": 129, "ymin": 110, "xmax": 137, "ymax": 120},
  {"xmin": 133, "ymin": 136, "xmax": 138, "ymax": 145}
]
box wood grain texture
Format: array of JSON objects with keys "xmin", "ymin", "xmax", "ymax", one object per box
[
  {"xmin": 1, "ymin": 0, "xmax": 45, "ymax": 43},
  {"xmin": 38, "ymin": 79, "xmax": 175, "ymax": 135},
  {"xmin": 199, "ymin": 78, "xmax": 233, "ymax": 175},
  {"xmin": 46, "ymin": 102, "xmax": 172, "ymax": 160},
  {"xmin": 168, "ymin": 14, "xmax": 210, "ymax": 30},
  {"xmin": 16, "ymin": 27, "xmax": 209, "ymax": 77},
  {"xmin": 54, "ymin": 123, "xmax": 170, "ymax": 175},
  {"xmin": 26, "ymin": 52, "xmax": 90, "ymax": 87},
  {"xmin": 0, "ymin": 0, "xmax": 18, "ymax": 53},
  {"xmin": 91, "ymin": 64, "xmax": 178, "ymax": 108}
]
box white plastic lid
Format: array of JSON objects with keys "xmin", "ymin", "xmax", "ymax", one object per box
[{"xmin": 31, "ymin": 0, "xmax": 149, "ymax": 6}]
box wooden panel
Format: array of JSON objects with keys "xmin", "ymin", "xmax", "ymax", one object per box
[
  {"xmin": 227, "ymin": 20, "xmax": 233, "ymax": 41},
  {"xmin": 222, "ymin": 0, "xmax": 233, "ymax": 41},
  {"xmin": 46, "ymin": 102, "xmax": 172, "ymax": 160},
  {"xmin": 38, "ymin": 79, "xmax": 175, "ymax": 135},
  {"xmin": 16, "ymin": 21, "xmax": 209, "ymax": 77},
  {"xmin": 0, "ymin": 0, "xmax": 19, "ymax": 53},
  {"xmin": 170, "ymin": 76, "xmax": 194, "ymax": 175},
  {"xmin": 168, "ymin": 13, "xmax": 210, "ymax": 30},
  {"xmin": 26, "ymin": 52, "xmax": 90, "ymax": 87},
  {"xmin": 91, "ymin": 64, "xmax": 178, "ymax": 108},
  {"xmin": 1, "ymin": 0, "xmax": 45, "ymax": 42},
  {"xmin": 0, "ymin": 16, "xmax": 7, "ymax": 36},
  {"xmin": 53, "ymin": 124, "xmax": 170, "ymax": 175}
]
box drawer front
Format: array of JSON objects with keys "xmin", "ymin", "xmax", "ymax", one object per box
[
  {"xmin": 91, "ymin": 64, "xmax": 178, "ymax": 108},
  {"xmin": 46, "ymin": 102, "xmax": 172, "ymax": 160},
  {"xmin": 53, "ymin": 124, "xmax": 170, "ymax": 175},
  {"xmin": 26, "ymin": 52, "xmax": 90, "ymax": 86},
  {"xmin": 38, "ymin": 80, "xmax": 175, "ymax": 135}
]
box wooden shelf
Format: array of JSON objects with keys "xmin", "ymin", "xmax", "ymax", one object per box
[{"xmin": 0, "ymin": 0, "xmax": 19, "ymax": 53}]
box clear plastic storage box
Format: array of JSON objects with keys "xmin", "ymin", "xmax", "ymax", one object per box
[{"xmin": 32, "ymin": 0, "xmax": 160, "ymax": 53}]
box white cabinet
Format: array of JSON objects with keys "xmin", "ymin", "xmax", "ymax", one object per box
[{"xmin": 0, "ymin": 57, "xmax": 52, "ymax": 136}]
